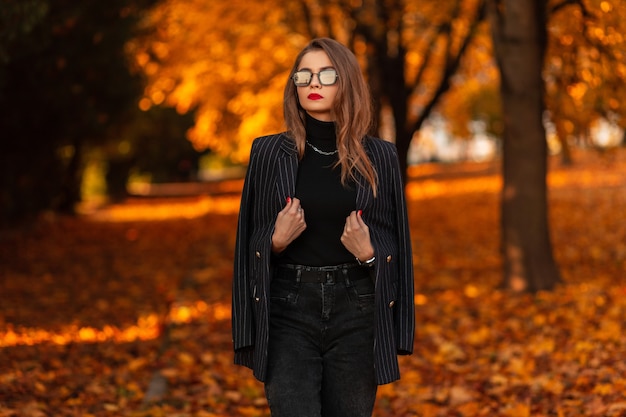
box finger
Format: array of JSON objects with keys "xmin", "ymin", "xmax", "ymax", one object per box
[
  {"xmin": 355, "ymin": 209, "xmax": 366, "ymax": 227},
  {"xmin": 284, "ymin": 196, "xmax": 293, "ymax": 211},
  {"xmin": 344, "ymin": 214, "xmax": 353, "ymax": 231},
  {"xmin": 346, "ymin": 210, "xmax": 359, "ymax": 228},
  {"xmin": 291, "ymin": 198, "xmax": 303, "ymax": 212},
  {"xmin": 295, "ymin": 206, "xmax": 304, "ymax": 222}
]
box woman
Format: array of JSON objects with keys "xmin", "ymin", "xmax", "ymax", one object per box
[{"xmin": 232, "ymin": 37, "xmax": 414, "ymax": 417}]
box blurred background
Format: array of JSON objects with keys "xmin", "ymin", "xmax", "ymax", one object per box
[
  {"xmin": 2, "ymin": 1, "xmax": 626, "ymax": 415},
  {"xmin": 2, "ymin": 0, "xmax": 624, "ymax": 226}
]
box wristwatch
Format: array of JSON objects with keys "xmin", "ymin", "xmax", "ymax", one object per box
[{"xmin": 356, "ymin": 255, "xmax": 376, "ymax": 267}]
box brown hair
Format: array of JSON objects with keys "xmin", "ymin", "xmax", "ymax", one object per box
[{"xmin": 283, "ymin": 37, "xmax": 378, "ymax": 197}]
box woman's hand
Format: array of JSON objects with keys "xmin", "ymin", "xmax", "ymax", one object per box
[
  {"xmin": 341, "ymin": 210, "xmax": 375, "ymax": 262},
  {"xmin": 271, "ymin": 197, "xmax": 306, "ymax": 253}
]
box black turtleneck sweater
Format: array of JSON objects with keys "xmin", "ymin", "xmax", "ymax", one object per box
[{"xmin": 279, "ymin": 114, "xmax": 357, "ymax": 267}]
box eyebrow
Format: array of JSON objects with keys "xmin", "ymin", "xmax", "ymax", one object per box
[{"xmin": 296, "ymin": 66, "xmax": 336, "ymax": 71}]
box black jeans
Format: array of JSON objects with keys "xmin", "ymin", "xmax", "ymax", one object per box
[{"xmin": 265, "ymin": 266, "xmax": 377, "ymax": 417}]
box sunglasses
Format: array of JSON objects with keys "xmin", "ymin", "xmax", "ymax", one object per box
[{"xmin": 292, "ymin": 69, "xmax": 339, "ymax": 87}]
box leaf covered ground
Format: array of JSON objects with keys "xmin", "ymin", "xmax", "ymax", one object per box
[{"xmin": 1, "ymin": 149, "xmax": 625, "ymax": 417}]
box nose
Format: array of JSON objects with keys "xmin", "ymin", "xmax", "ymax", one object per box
[{"xmin": 309, "ymin": 73, "xmax": 322, "ymax": 87}]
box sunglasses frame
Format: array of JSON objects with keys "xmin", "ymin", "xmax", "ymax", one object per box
[{"xmin": 292, "ymin": 69, "xmax": 339, "ymax": 87}]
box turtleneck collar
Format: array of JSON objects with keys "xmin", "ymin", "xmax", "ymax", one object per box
[{"xmin": 305, "ymin": 113, "xmax": 336, "ymax": 144}]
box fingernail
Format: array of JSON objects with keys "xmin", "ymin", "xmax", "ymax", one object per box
[
  {"xmin": 286, "ymin": 197, "xmax": 291, "ymax": 203},
  {"xmin": 358, "ymin": 210, "xmax": 362, "ymax": 216}
]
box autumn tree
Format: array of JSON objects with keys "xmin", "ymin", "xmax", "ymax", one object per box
[
  {"xmin": 545, "ymin": 0, "xmax": 626, "ymax": 164},
  {"xmin": 131, "ymin": 0, "xmax": 491, "ymax": 179},
  {"xmin": 488, "ymin": 0, "xmax": 561, "ymax": 291},
  {"xmin": 353, "ymin": 0, "xmax": 489, "ymax": 178},
  {"xmin": 0, "ymin": 0, "xmax": 159, "ymax": 225},
  {"xmin": 132, "ymin": 0, "xmax": 624, "ymax": 292},
  {"xmin": 297, "ymin": 0, "xmax": 492, "ymax": 179},
  {"xmin": 126, "ymin": 0, "xmax": 304, "ymax": 164},
  {"xmin": 133, "ymin": 0, "xmax": 626, "ymax": 167},
  {"xmin": 484, "ymin": 0, "xmax": 625, "ymax": 291}
]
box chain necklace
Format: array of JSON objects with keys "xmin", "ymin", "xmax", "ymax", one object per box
[{"xmin": 306, "ymin": 140, "xmax": 338, "ymax": 156}]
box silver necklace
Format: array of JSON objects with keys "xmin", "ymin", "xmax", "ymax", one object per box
[{"xmin": 306, "ymin": 140, "xmax": 338, "ymax": 156}]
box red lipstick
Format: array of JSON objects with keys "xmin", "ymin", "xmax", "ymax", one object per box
[{"xmin": 308, "ymin": 93, "xmax": 323, "ymax": 100}]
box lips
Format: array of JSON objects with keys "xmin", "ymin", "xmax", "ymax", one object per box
[{"xmin": 308, "ymin": 93, "xmax": 323, "ymax": 100}]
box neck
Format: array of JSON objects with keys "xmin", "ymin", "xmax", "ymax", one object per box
[{"xmin": 306, "ymin": 113, "xmax": 336, "ymax": 143}]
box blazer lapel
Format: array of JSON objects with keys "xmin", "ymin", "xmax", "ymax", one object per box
[
  {"xmin": 355, "ymin": 171, "xmax": 373, "ymax": 212},
  {"xmin": 273, "ymin": 134, "xmax": 374, "ymax": 210},
  {"xmin": 356, "ymin": 140, "xmax": 374, "ymax": 211},
  {"xmin": 276, "ymin": 134, "xmax": 298, "ymax": 200}
]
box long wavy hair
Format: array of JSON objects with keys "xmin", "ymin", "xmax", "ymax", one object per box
[{"xmin": 283, "ymin": 37, "xmax": 378, "ymax": 197}]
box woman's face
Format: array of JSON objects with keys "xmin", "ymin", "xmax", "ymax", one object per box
[{"xmin": 295, "ymin": 50, "xmax": 338, "ymax": 122}]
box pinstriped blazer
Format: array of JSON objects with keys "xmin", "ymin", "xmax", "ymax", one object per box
[{"xmin": 232, "ymin": 132, "xmax": 414, "ymax": 385}]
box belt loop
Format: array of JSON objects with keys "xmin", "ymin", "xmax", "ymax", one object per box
[
  {"xmin": 296, "ymin": 269, "xmax": 302, "ymax": 283},
  {"xmin": 342, "ymin": 268, "xmax": 351, "ymax": 286}
]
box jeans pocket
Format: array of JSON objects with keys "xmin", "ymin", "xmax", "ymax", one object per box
[
  {"xmin": 270, "ymin": 278, "xmax": 300, "ymax": 304},
  {"xmin": 349, "ymin": 278, "xmax": 375, "ymax": 311}
]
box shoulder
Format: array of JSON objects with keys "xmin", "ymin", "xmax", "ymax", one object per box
[
  {"xmin": 250, "ymin": 132, "xmax": 293, "ymax": 156},
  {"xmin": 363, "ymin": 136, "xmax": 398, "ymax": 160},
  {"xmin": 252, "ymin": 132, "xmax": 289, "ymax": 149}
]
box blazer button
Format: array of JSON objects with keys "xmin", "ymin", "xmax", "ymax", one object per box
[
  {"xmin": 386, "ymin": 255, "xmax": 392, "ymax": 263},
  {"xmin": 255, "ymin": 297, "xmax": 260, "ymax": 302},
  {"xmin": 255, "ymin": 251, "xmax": 261, "ymax": 259},
  {"xmin": 389, "ymin": 300, "xmax": 395, "ymax": 308}
]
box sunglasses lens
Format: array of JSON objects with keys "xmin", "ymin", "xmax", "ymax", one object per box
[
  {"xmin": 293, "ymin": 71, "xmax": 312, "ymax": 86},
  {"xmin": 319, "ymin": 69, "xmax": 337, "ymax": 85},
  {"xmin": 293, "ymin": 69, "xmax": 338, "ymax": 86}
]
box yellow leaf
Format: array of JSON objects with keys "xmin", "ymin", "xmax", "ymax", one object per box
[
  {"xmin": 503, "ymin": 402, "xmax": 530, "ymax": 417},
  {"xmin": 159, "ymin": 367, "xmax": 179, "ymax": 378},
  {"xmin": 449, "ymin": 385, "xmax": 474, "ymax": 406},
  {"xmin": 128, "ymin": 357, "xmax": 148, "ymax": 371},
  {"xmin": 438, "ymin": 341, "xmax": 466, "ymax": 362},
  {"xmin": 178, "ymin": 351, "xmax": 195, "ymax": 365},
  {"xmin": 465, "ymin": 325, "xmax": 490, "ymax": 346},
  {"xmin": 463, "ymin": 284, "xmax": 479, "ymax": 298},
  {"xmin": 236, "ymin": 406, "xmax": 263, "ymax": 417},
  {"xmin": 593, "ymin": 383, "xmax": 613, "ymax": 395},
  {"xmin": 103, "ymin": 403, "xmax": 119, "ymax": 411}
]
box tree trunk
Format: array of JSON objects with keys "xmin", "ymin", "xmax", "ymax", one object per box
[
  {"xmin": 386, "ymin": 54, "xmax": 410, "ymax": 184},
  {"xmin": 55, "ymin": 139, "xmax": 84, "ymax": 214},
  {"xmin": 554, "ymin": 119, "xmax": 573, "ymax": 166},
  {"xmin": 489, "ymin": 0, "xmax": 561, "ymax": 292},
  {"xmin": 106, "ymin": 157, "xmax": 134, "ymax": 202},
  {"xmin": 0, "ymin": 148, "xmax": 63, "ymax": 227}
]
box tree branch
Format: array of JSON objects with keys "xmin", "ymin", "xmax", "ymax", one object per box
[{"xmin": 409, "ymin": 0, "xmax": 488, "ymax": 133}]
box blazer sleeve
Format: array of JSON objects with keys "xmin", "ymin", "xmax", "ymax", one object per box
[
  {"xmin": 390, "ymin": 145, "xmax": 415, "ymax": 355},
  {"xmin": 232, "ymin": 142, "xmax": 258, "ymax": 354}
]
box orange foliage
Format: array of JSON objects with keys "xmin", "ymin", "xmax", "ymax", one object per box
[
  {"xmin": 126, "ymin": 0, "xmax": 304, "ymax": 163},
  {"xmin": 0, "ymin": 149, "xmax": 625, "ymax": 416},
  {"xmin": 546, "ymin": 0, "xmax": 626, "ymax": 139}
]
